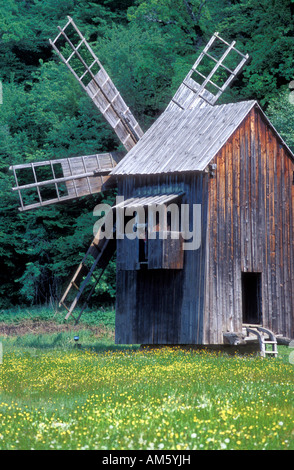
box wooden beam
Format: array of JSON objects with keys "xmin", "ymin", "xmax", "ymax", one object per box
[{"xmin": 11, "ymin": 170, "xmax": 110, "ymax": 192}]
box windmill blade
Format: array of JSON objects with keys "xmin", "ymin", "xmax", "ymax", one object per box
[
  {"xmin": 59, "ymin": 207, "xmax": 116, "ymax": 324},
  {"xmin": 10, "ymin": 153, "xmax": 120, "ymax": 211},
  {"xmin": 49, "ymin": 16, "xmax": 144, "ymax": 151},
  {"xmin": 166, "ymin": 32, "xmax": 249, "ymax": 112}
]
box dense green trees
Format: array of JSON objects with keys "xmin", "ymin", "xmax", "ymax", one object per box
[{"xmin": 1, "ymin": 0, "xmax": 294, "ymax": 309}]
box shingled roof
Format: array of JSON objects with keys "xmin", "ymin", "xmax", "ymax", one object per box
[{"xmin": 110, "ymin": 100, "xmax": 258, "ymax": 176}]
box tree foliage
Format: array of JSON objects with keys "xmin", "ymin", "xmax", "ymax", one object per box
[{"xmin": 0, "ymin": 0, "xmax": 294, "ymax": 308}]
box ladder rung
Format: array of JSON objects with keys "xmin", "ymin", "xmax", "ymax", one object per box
[
  {"xmin": 102, "ymin": 101, "xmax": 113, "ymax": 115},
  {"xmin": 88, "ymin": 59, "xmax": 98, "ymax": 70},
  {"xmin": 121, "ymin": 134, "xmax": 133, "ymax": 145},
  {"xmin": 101, "ymin": 76, "xmax": 110, "ymax": 88},
  {"xmin": 203, "ymin": 51, "xmax": 234, "ymax": 74},
  {"xmin": 171, "ymin": 98, "xmax": 185, "ymax": 110},
  {"xmin": 110, "ymin": 91, "xmax": 120, "ymax": 104},
  {"xmin": 79, "ymin": 69, "xmax": 89, "ymax": 82},
  {"xmin": 183, "ymin": 81, "xmax": 199, "ymax": 94},
  {"xmin": 192, "ymin": 69, "xmax": 222, "ymax": 91},
  {"xmin": 82, "ymin": 262, "xmax": 95, "ymax": 272},
  {"xmin": 61, "ymin": 301, "xmax": 77, "ymax": 321},
  {"xmin": 113, "ymin": 118, "xmax": 125, "ymax": 130},
  {"xmin": 51, "ymin": 17, "xmax": 72, "ymax": 45},
  {"xmin": 91, "ymin": 88, "xmax": 101, "ymax": 101},
  {"xmin": 66, "ymin": 38, "xmax": 85, "ymax": 63},
  {"xmin": 192, "ymin": 68, "xmax": 206, "ymax": 79},
  {"xmin": 214, "ymin": 33, "xmax": 248, "ymax": 59},
  {"xmin": 79, "ymin": 59, "xmax": 97, "ymax": 81},
  {"xmin": 60, "ymin": 301, "xmax": 70, "ymax": 312},
  {"xmin": 71, "ymin": 281, "xmax": 80, "ymax": 291}
]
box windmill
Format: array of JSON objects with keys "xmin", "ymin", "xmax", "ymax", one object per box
[{"xmin": 10, "ymin": 16, "xmax": 249, "ymax": 325}]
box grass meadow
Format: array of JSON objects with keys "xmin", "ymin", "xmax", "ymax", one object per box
[{"xmin": 0, "ymin": 307, "xmax": 293, "ymax": 450}]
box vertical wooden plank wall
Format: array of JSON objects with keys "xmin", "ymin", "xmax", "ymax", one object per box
[
  {"xmin": 205, "ymin": 107, "xmax": 294, "ymax": 343},
  {"xmin": 115, "ymin": 105, "xmax": 293, "ymax": 345},
  {"xmin": 115, "ymin": 173, "xmax": 208, "ymax": 344}
]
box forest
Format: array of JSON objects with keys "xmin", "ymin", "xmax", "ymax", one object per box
[{"xmin": 0, "ymin": 0, "xmax": 294, "ymax": 310}]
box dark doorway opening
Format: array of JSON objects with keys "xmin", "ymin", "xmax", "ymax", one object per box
[{"xmin": 242, "ymin": 272, "xmax": 262, "ymax": 324}]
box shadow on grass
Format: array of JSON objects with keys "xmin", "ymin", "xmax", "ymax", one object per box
[{"xmin": 0, "ymin": 331, "xmax": 140, "ymax": 355}]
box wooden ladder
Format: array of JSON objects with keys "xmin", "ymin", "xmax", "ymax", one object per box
[
  {"xmin": 245, "ymin": 325, "xmax": 278, "ymax": 358},
  {"xmin": 59, "ymin": 222, "xmax": 116, "ymax": 324}
]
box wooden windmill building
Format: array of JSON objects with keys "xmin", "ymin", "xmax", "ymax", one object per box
[
  {"xmin": 10, "ymin": 17, "xmax": 294, "ymax": 349},
  {"xmin": 112, "ymin": 100, "xmax": 294, "ymax": 345}
]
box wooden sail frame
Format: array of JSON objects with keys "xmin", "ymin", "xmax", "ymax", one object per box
[
  {"xmin": 166, "ymin": 32, "xmax": 249, "ymax": 112},
  {"xmin": 10, "ymin": 153, "xmax": 118, "ymax": 211},
  {"xmin": 49, "ymin": 16, "xmax": 144, "ymax": 151}
]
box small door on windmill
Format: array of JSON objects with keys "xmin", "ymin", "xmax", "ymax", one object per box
[{"xmin": 148, "ymin": 231, "xmax": 184, "ymax": 270}]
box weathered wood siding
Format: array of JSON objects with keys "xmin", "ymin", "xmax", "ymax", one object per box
[
  {"xmin": 115, "ymin": 106, "xmax": 293, "ymax": 345},
  {"xmin": 115, "ymin": 173, "xmax": 209, "ymax": 344},
  {"xmin": 205, "ymin": 107, "xmax": 294, "ymax": 343}
]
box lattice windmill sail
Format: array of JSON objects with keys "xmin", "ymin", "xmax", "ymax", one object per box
[
  {"xmin": 49, "ymin": 16, "xmax": 144, "ymax": 151},
  {"xmin": 10, "ymin": 16, "xmax": 144, "ymax": 213},
  {"xmin": 9, "ymin": 18, "xmax": 249, "ymax": 324},
  {"xmin": 9, "ymin": 153, "xmax": 120, "ymax": 211},
  {"xmin": 166, "ymin": 32, "xmax": 249, "ymax": 111}
]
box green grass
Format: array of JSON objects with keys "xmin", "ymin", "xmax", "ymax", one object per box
[
  {"xmin": 0, "ymin": 308, "xmax": 293, "ymax": 450},
  {"xmin": 0, "ymin": 305, "xmax": 116, "ymax": 329}
]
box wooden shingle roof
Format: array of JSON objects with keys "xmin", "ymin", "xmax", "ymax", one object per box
[{"xmin": 111, "ymin": 100, "xmax": 258, "ymax": 176}]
